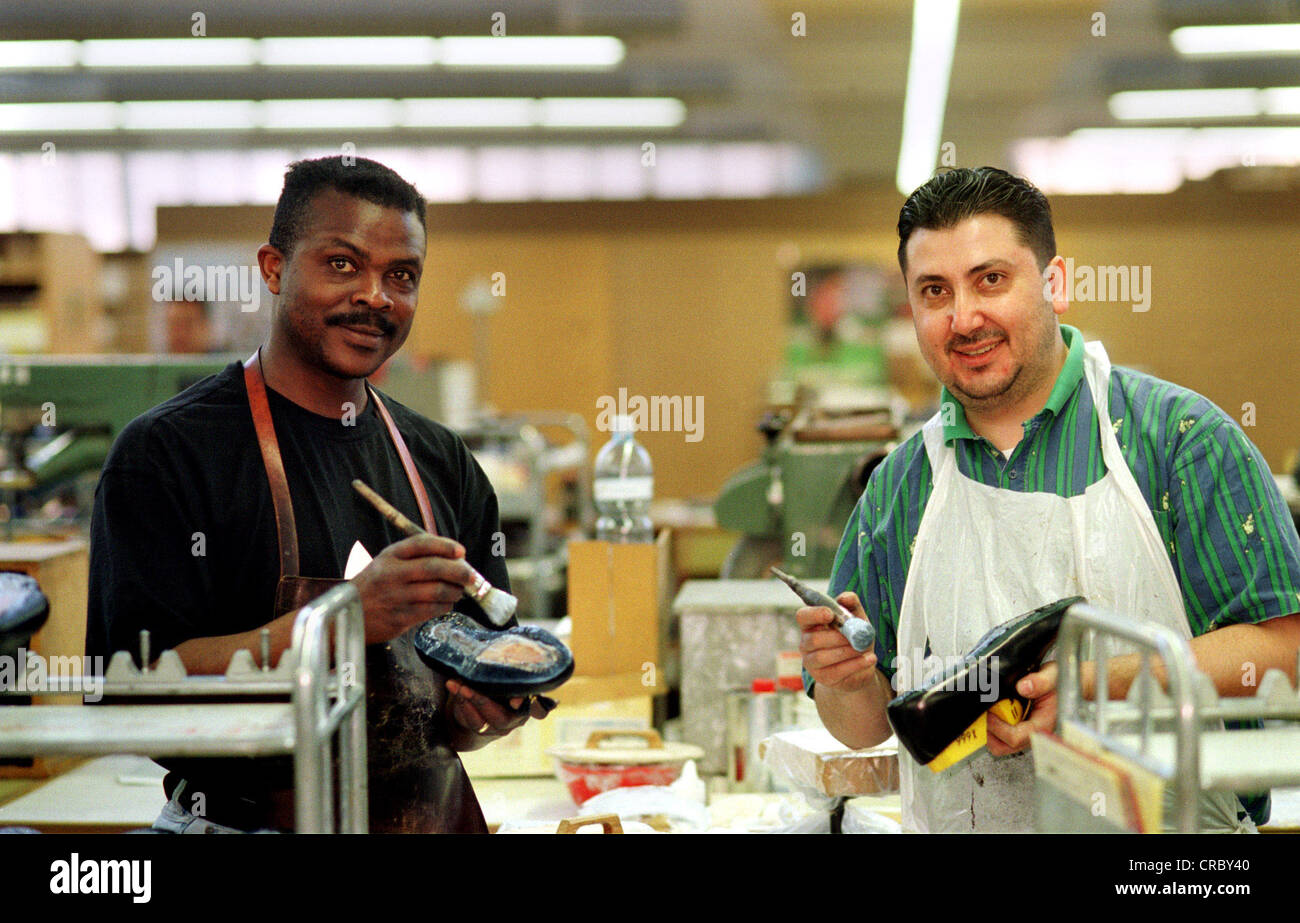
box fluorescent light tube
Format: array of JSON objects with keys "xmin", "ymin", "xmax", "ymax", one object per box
[
  {"xmin": 1013, "ymin": 127, "xmax": 1300, "ymax": 194},
  {"xmin": 0, "ymin": 35, "xmax": 624, "ymax": 73},
  {"xmin": 1109, "ymin": 88, "xmax": 1261, "ymax": 120},
  {"xmin": 260, "ymin": 99, "xmax": 401, "ymax": 130},
  {"xmin": 1171, "ymin": 24, "xmax": 1300, "ymax": 57},
  {"xmin": 259, "ymin": 37, "xmax": 438, "ymax": 67},
  {"xmin": 0, "ymin": 40, "xmax": 78, "ymax": 69},
  {"xmin": 896, "ymin": 0, "xmax": 962, "ymax": 195},
  {"xmin": 0, "ymin": 96, "xmax": 684, "ymax": 133},
  {"xmin": 0, "ymin": 102, "xmax": 119, "ymax": 132},
  {"xmin": 80, "ymin": 38, "xmax": 257, "ymax": 68},
  {"xmin": 120, "ymin": 101, "xmax": 259, "ymax": 131},
  {"xmin": 538, "ymin": 97, "xmax": 684, "ymax": 128},
  {"xmin": 401, "ymin": 98, "xmax": 536, "ymax": 128},
  {"xmin": 1262, "ymin": 87, "xmax": 1300, "ymax": 115},
  {"xmin": 440, "ymin": 36, "xmax": 624, "ymax": 69}
]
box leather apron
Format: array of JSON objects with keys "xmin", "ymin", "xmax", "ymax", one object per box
[{"xmin": 244, "ymin": 350, "xmax": 488, "ymax": 834}]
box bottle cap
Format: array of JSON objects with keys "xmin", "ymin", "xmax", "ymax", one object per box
[
  {"xmin": 751, "ymin": 677, "xmax": 776, "ymax": 693},
  {"xmin": 777, "ymin": 675, "xmax": 804, "ymax": 692}
]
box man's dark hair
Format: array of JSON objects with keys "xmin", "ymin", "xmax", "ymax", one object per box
[
  {"xmin": 268, "ymin": 156, "xmax": 427, "ymax": 256},
  {"xmin": 896, "ymin": 166, "xmax": 1055, "ymax": 274}
]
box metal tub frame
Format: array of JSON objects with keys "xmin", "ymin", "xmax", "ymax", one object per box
[
  {"xmin": 0, "ymin": 582, "xmax": 367, "ymax": 833},
  {"xmin": 1056, "ymin": 602, "xmax": 1300, "ymax": 833}
]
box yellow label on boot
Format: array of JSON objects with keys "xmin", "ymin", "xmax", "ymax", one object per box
[
  {"xmin": 926, "ymin": 698, "xmax": 1027, "ymax": 773},
  {"xmin": 989, "ymin": 697, "xmax": 1026, "ymax": 725},
  {"xmin": 927, "ymin": 712, "xmax": 986, "ymax": 772}
]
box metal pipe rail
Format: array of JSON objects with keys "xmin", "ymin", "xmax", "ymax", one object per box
[
  {"xmin": 293, "ymin": 582, "xmax": 368, "ymax": 834},
  {"xmin": 1058, "ymin": 680, "xmax": 1300, "ymax": 726},
  {"xmin": 1056, "ymin": 602, "xmax": 1202, "ymax": 833},
  {"xmin": 0, "ymin": 582, "xmax": 367, "ymax": 833}
]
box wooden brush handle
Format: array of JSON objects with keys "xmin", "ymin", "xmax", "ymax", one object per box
[
  {"xmin": 353, "ymin": 479, "xmax": 425, "ymax": 537},
  {"xmin": 353, "ymin": 479, "xmax": 502, "ymax": 600}
]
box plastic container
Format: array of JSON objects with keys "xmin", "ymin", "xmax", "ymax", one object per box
[
  {"xmin": 726, "ymin": 688, "xmax": 749, "ymax": 787},
  {"xmin": 746, "ymin": 678, "xmax": 779, "ymax": 793},
  {"xmin": 546, "ymin": 729, "xmax": 704, "ymax": 805},
  {"xmin": 776, "ymin": 675, "xmax": 805, "ymax": 731},
  {"xmin": 594, "ymin": 414, "xmax": 654, "ymax": 543}
]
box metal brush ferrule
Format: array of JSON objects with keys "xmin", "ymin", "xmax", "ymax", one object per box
[{"xmin": 464, "ymin": 569, "xmax": 490, "ymax": 602}]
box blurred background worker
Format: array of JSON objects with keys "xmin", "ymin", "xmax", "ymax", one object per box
[{"xmin": 162, "ymin": 299, "xmax": 216, "ymax": 354}]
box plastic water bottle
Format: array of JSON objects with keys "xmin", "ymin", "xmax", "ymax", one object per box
[{"xmin": 594, "ymin": 414, "xmax": 654, "ymax": 543}]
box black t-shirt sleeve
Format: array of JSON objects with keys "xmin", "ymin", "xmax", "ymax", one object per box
[{"xmin": 86, "ymin": 422, "xmax": 220, "ymax": 662}]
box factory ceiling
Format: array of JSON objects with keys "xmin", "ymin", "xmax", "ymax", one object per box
[{"xmin": 1, "ymin": 0, "xmax": 1298, "ymax": 189}]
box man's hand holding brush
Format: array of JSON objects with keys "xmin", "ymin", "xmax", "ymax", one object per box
[
  {"xmin": 350, "ymin": 533, "xmax": 478, "ymax": 646},
  {"xmin": 349, "ymin": 479, "xmax": 550, "ymax": 747}
]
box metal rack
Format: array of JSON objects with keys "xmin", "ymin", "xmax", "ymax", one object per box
[
  {"xmin": 0, "ymin": 582, "xmax": 367, "ymax": 833},
  {"xmin": 1053, "ymin": 602, "xmax": 1300, "ymax": 833}
]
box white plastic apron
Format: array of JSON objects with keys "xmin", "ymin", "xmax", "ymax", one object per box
[{"xmin": 896, "ymin": 340, "xmax": 1244, "ymax": 832}]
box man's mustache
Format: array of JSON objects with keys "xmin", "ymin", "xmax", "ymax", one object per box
[
  {"xmin": 948, "ymin": 329, "xmax": 1006, "ymax": 350},
  {"xmin": 327, "ymin": 311, "xmax": 398, "ymax": 335}
]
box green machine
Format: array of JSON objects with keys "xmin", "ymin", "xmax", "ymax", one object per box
[
  {"xmin": 0, "ymin": 354, "xmax": 236, "ymax": 514},
  {"xmin": 713, "ymin": 407, "xmax": 897, "ymax": 579}
]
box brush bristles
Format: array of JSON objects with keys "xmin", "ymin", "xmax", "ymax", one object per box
[{"xmin": 478, "ymin": 587, "xmax": 517, "ymax": 627}]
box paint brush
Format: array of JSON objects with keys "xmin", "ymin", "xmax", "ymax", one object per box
[
  {"xmin": 352, "ymin": 479, "xmax": 516, "ymax": 628},
  {"xmin": 770, "ymin": 566, "xmax": 875, "ymax": 651}
]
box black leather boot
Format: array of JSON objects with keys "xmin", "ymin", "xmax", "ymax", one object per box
[{"xmin": 886, "ymin": 595, "xmax": 1085, "ymax": 768}]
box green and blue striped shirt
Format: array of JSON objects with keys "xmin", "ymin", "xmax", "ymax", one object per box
[{"xmin": 817, "ymin": 324, "xmax": 1300, "ymax": 824}]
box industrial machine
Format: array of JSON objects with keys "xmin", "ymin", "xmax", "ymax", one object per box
[
  {"xmin": 713, "ymin": 406, "xmax": 897, "ymax": 579},
  {"xmin": 0, "ymin": 354, "xmax": 235, "ymax": 528}
]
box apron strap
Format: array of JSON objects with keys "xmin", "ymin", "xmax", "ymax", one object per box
[
  {"xmin": 368, "ymin": 386, "xmax": 436, "ymax": 534},
  {"xmin": 244, "ymin": 350, "xmax": 300, "ymax": 578},
  {"xmin": 243, "ymin": 348, "xmax": 439, "ymax": 582}
]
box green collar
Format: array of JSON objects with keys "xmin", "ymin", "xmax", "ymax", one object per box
[{"xmin": 939, "ymin": 324, "xmax": 1084, "ymax": 444}]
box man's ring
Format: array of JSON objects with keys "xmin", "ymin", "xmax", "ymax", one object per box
[{"xmin": 477, "ymin": 722, "xmax": 490, "ymax": 733}]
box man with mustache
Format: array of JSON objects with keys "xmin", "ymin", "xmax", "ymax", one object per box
[
  {"xmin": 798, "ymin": 167, "xmax": 1300, "ymax": 832},
  {"xmin": 87, "ymin": 156, "xmax": 543, "ymax": 832}
]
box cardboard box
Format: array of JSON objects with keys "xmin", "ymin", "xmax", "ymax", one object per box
[
  {"xmin": 565, "ymin": 531, "xmax": 670, "ymax": 695},
  {"xmin": 462, "ymin": 534, "xmax": 669, "ymax": 778}
]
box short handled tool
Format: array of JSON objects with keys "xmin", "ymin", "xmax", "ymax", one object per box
[{"xmin": 770, "ymin": 566, "xmax": 876, "ymax": 652}]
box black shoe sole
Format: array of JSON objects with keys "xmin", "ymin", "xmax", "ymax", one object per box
[
  {"xmin": 0, "ymin": 572, "xmax": 49, "ymax": 662},
  {"xmin": 413, "ymin": 611, "xmax": 574, "ymax": 697}
]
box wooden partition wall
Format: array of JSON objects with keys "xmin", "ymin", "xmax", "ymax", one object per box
[{"xmin": 156, "ymin": 178, "xmax": 1300, "ymax": 499}]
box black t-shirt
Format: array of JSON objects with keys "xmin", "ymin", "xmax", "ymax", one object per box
[{"xmin": 86, "ymin": 361, "xmax": 508, "ymax": 823}]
